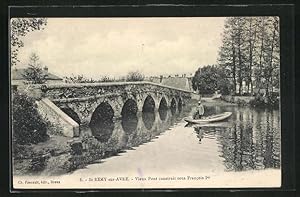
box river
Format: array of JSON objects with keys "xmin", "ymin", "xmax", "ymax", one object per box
[
  {"xmin": 14, "ymin": 99, "xmax": 281, "ymax": 188},
  {"xmin": 61, "ymin": 100, "xmax": 281, "ymax": 186}
]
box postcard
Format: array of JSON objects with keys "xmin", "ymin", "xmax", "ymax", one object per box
[{"xmin": 11, "ymin": 16, "xmax": 281, "ymax": 189}]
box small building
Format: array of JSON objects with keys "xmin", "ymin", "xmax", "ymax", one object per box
[{"xmin": 11, "ymin": 67, "xmax": 63, "ymax": 85}]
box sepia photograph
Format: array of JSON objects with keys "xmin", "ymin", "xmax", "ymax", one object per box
[{"xmin": 11, "ymin": 16, "xmax": 281, "ymax": 189}]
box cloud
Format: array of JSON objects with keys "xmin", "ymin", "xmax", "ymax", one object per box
[{"xmin": 15, "ymin": 17, "xmax": 225, "ymax": 78}]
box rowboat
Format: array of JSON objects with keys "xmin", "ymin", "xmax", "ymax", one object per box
[{"xmin": 184, "ymin": 112, "xmax": 232, "ymax": 124}]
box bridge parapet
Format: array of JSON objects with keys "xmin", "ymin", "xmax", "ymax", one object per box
[{"xmin": 32, "ymin": 81, "xmax": 192, "ymax": 100}]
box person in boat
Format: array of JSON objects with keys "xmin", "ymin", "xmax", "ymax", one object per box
[{"xmin": 193, "ymin": 100, "xmax": 205, "ymax": 119}]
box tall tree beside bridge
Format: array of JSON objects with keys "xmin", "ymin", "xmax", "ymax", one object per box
[
  {"xmin": 10, "ymin": 18, "xmax": 47, "ymax": 66},
  {"xmin": 218, "ymin": 17, "xmax": 279, "ymax": 97}
]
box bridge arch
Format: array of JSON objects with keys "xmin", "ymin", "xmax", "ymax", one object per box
[
  {"xmin": 121, "ymin": 98, "xmax": 138, "ymax": 117},
  {"xmin": 158, "ymin": 96, "xmax": 168, "ymax": 111},
  {"xmin": 170, "ymin": 97, "xmax": 177, "ymax": 114},
  {"xmin": 90, "ymin": 101, "xmax": 114, "ymax": 126},
  {"xmin": 142, "ymin": 95, "xmax": 156, "ymax": 112},
  {"xmin": 60, "ymin": 107, "xmax": 81, "ymax": 124},
  {"xmin": 49, "ymin": 83, "xmax": 192, "ymax": 130},
  {"xmin": 170, "ymin": 97, "xmax": 177, "ymax": 109}
]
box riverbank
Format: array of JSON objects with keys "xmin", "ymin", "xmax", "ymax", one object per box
[
  {"xmin": 203, "ymin": 95, "xmax": 279, "ymax": 108},
  {"xmin": 221, "ymin": 95, "xmax": 255, "ymax": 105},
  {"xmin": 13, "ymin": 133, "xmax": 110, "ymax": 176},
  {"xmin": 201, "ymin": 97, "xmax": 237, "ymax": 106},
  {"xmin": 13, "ymin": 135, "xmax": 72, "ymax": 176}
]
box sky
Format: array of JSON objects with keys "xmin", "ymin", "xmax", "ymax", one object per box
[{"xmin": 14, "ymin": 17, "xmax": 225, "ymax": 79}]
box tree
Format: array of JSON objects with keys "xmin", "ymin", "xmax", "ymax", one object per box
[
  {"xmin": 23, "ymin": 53, "xmax": 47, "ymax": 84},
  {"xmin": 192, "ymin": 65, "xmax": 233, "ymax": 95},
  {"xmin": 12, "ymin": 92, "xmax": 49, "ymax": 145},
  {"xmin": 218, "ymin": 17, "xmax": 279, "ymax": 98},
  {"xmin": 244, "ymin": 17, "xmax": 259, "ymax": 93},
  {"xmin": 126, "ymin": 71, "xmax": 145, "ymax": 81},
  {"xmin": 11, "ymin": 18, "xmax": 47, "ymax": 66},
  {"xmin": 218, "ymin": 18, "xmax": 238, "ymax": 94}
]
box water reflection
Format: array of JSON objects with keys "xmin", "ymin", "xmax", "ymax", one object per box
[
  {"xmin": 121, "ymin": 114, "xmax": 138, "ymax": 134},
  {"xmin": 142, "ymin": 112, "xmax": 156, "ymax": 130},
  {"xmin": 193, "ymin": 106, "xmax": 280, "ymax": 171},
  {"xmin": 171, "ymin": 107, "xmax": 177, "ymax": 115},
  {"xmin": 83, "ymin": 104, "xmax": 280, "ymax": 172},
  {"xmin": 90, "ymin": 120, "xmax": 114, "ymax": 143},
  {"xmin": 84, "ymin": 109, "xmax": 182, "ymax": 159},
  {"xmin": 158, "ymin": 109, "xmax": 167, "ymax": 121}
]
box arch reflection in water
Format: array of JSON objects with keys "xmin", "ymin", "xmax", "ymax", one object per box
[
  {"xmin": 79, "ymin": 105, "xmax": 187, "ymax": 170},
  {"xmin": 121, "ymin": 99, "xmax": 139, "ymax": 135},
  {"xmin": 90, "ymin": 121, "xmax": 114, "ymax": 143},
  {"xmin": 121, "ymin": 115, "xmax": 138, "ymax": 134},
  {"xmin": 142, "ymin": 111, "xmax": 156, "ymax": 130},
  {"xmin": 178, "ymin": 98, "xmax": 183, "ymax": 113},
  {"xmin": 170, "ymin": 98, "xmax": 177, "ymax": 115},
  {"xmin": 158, "ymin": 109, "xmax": 168, "ymax": 121}
]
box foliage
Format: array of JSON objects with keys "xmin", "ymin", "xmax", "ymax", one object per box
[
  {"xmin": 12, "ymin": 92, "xmax": 49, "ymax": 145},
  {"xmin": 63, "ymin": 72, "xmax": 144, "ymax": 83},
  {"xmin": 100, "ymin": 76, "xmax": 114, "ymax": 82},
  {"xmin": 64, "ymin": 75, "xmax": 116, "ymax": 83},
  {"xmin": 218, "ymin": 17, "xmax": 279, "ymax": 98},
  {"xmin": 126, "ymin": 71, "xmax": 145, "ymax": 81},
  {"xmin": 249, "ymin": 93, "xmax": 279, "ymax": 108},
  {"xmin": 11, "ymin": 18, "xmax": 47, "ymax": 66},
  {"xmin": 192, "ymin": 65, "xmax": 233, "ymax": 95},
  {"xmin": 22, "ymin": 53, "xmax": 47, "ymax": 84},
  {"xmin": 64, "ymin": 75, "xmax": 95, "ymax": 83},
  {"xmin": 62, "ymin": 138, "xmax": 105, "ymax": 172}
]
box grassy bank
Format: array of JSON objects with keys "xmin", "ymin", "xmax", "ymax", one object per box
[
  {"xmin": 13, "ymin": 135, "xmax": 72, "ymax": 176},
  {"xmin": 201, "ymin": 98, "xmax": 237, "ymax": 107}
]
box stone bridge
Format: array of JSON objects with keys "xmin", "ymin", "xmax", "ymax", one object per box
[{"xmin": 28, "ymin": 81, "xmax": 192, "ymax": 137}]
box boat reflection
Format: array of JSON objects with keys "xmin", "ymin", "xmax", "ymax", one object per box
[{"xmin": 193, "ymin": 107, "xmax": 280, "ymax": 171}]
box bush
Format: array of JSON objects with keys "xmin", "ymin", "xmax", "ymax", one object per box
[
  {"xmin": 249, "ymin": 94, "xmax": 279, "ymax": 108},
  {"xmin": 126, "ymin": 71, "xmax": 145, "ymax": 81},
  {"xmin": 12, "ymin": 92, "xmax": 49, "ymax": 145}
]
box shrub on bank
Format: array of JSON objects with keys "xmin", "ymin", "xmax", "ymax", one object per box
[
  {"xmin": 12, "ymin": 92, "xmax": 49, "ymax": 145},
  {"xmin": 249, "ymin": 94, "xmax": 279, "ymax": 108}
]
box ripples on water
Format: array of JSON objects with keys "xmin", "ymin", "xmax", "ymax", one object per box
[{"xmin": 81, "ymin": 104, "xmax": 280, "ymax": 172}]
